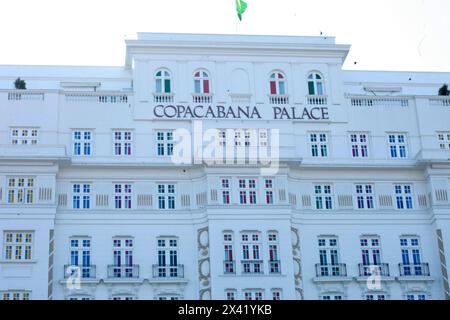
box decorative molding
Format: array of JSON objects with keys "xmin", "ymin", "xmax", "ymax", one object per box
[
  {"xmin": 197, "ymin": 227, "xmax": 211, "ymax": 300},
  {"xmin": 291, "ymin": 227, "xmax": 303, "ymax": 300}
]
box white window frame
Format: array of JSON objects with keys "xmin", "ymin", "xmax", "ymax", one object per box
[
  {"xmin": 314, "ymin": 184, "xmax": 333, "ymax": 210},
  {"xmin": 437, "ymin": 132, "xmax": 450, "ymax": 150},
  {"xmin": 307, "ymin": 72, "xmax": 325, "ymax": 96},
  {"xmin": 156, "ymin": 131, "xmax": 174, "ymax": 157},
  {"xmin": 394, "ymin": 184, "xmax": 414, "ymax": 210},
  {"xmin": 114, "ymin": 183, "xmax": 132, "ymax": 210},
  {"xmin": 355, "ymin": 184, "xmax": 375, "ymax": 210},
  {"xmin": 349, "ymin": 132, "xmax": 370, "ymax": 158},
  {"xmin": 243, "ymin": 290, "xmax": 264, "ymax": 301},
  {"xmin": 238, "ymin": 178, "xmax": 258, "ymax": 205},
  {"xmin": 72, "ymin": 183, "xmax": 91, "ymax": 209},
  {"xmin": 309, "ymin": 132, "xmax": 329, "ymax": 158},
  {"xmin": 220, "ymin": 178, "xmax": 232, "ymax": 205},
  {"xmin": 263, "ymin": 178, "xmax": 274, "ymax": 205},
  {"xmin": 72, "ymin": 130, "xmax": 92, "ymax": 156},
  {"xmin": 7, "ymin": 177, "xmax": 34, "ymax": 204},
  {"xmin": 193, "ymin": 70, "xmax": 211, "ymax": 94},
  {"xmin": 113, "ymin": 130, "xmax": 133, "ymax": 156},
  {"xmin": 3, "ymin": 231, "xmax": 33, "ymax": 261},
  {"xmin": 387, "ymin": 133, "xmax": 408, "ymax": 158},
  {"xmin": 2, "ymin": 291, "xmax": 31, "ymax": 300},
  {"xmin": 10, "ymin": 127, "xmax": 38, "ymax": 145},
  {"xmin": 269, "ymin": 71, "xmax": 287, "ymax": 95},
  {"xmin": 155, "ymin": 69, "xmax": 172, "ymax": 94},
  {"xmin": 157, "ymin": 184, "xmax": 176, "ymax": 210}
]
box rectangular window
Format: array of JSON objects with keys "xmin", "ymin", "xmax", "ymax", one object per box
[
  {"xmin": 158, "ymin": 184, "xmax": 176, "ymax": 210},
  {"xmin": 112, "ymin": 238, "xmax": 134, "ymax": 278},
  {"xmin": 1, "ymin": 291, "xmax": 31, "ymax": 300},
  {"xmin": 264, "ymin": 178, "xmax": 274, "ymax": 205},
  {"xmin": 437, "ymin": 132, "xmax": 450, "ymax": 150},
  {"xmin": 113, "ymin": 130, "xmax": 132, "ymax": 156},
  {"xmin": 7, "ymin": 177, "xmax": 34, "ymax": 204},
  {"xmin": 360, "ymin": 237, "xmax": 382, "ymax": 266},
  {"xmin": 355, "ymin": 184, "xmax": 375, "ymax": 209},
  {"xmin": 388, "ymin": 133, "xmax": 408, "ymax": 158},
  {"xmin": 241, "ymin": 233, "xmax": 262, "ymax": 274},
  {"xmin": 395, "ymin": 185, "xmax": 413, "ymax": 209},
  {"xmin": 317, "ymin": 237, "xmax": 342, "ymax": 276},
  {"xmin": 310, "ymin": 133, "xmax": 329, "ymax": 158},
  {"xmin": 400, "ymin": 237, "xmax": 425, "ymax": 276},
  {"xmin": 268, "ymin": 232, "xmax": 280, "ymax": 274},
  {"xmin": 73, "ymin": 130, "xmax": 92, "ymax": 156},
  {"xmin": 157, "ymin": 238, "xmax": 179, "ymax": 278},
  {"xmin": 11, "ymin": 128, "xmax": 38, "ymax": 145},
  {"xmin": 156, "ymin": 131, "xmax": 174, "ymax": 157},
  {"xmin": 220, "ymin": 178, "xmax": 231, "ymax": 205},
  {"xmin": 314, "ymin": 184, "xmax": 333, "ymax": 210},
  {"xmin": 238, "ymin": 178, "xmax": 257, "ymax": 205},
  {"xmin": 114, "ymin": 184, "xmax": 132, "ymax": 209},
  {"xmin": 72, "ymin": 183, "xmax": 91, "ymax": 209},
  {"xmin": 3, "ymin": 231, "xmax": 33, "ymax": 261},
  {"xmin": 350, "ymin": 133, "xmax": 369, "ymax": 158},
  {"xmin": 226, "ymin": 291, "xmax": 236, "ymax": 301},
  {"xmin": 244, "ymin": 291, "xmax": 264, "ymax": 301}
]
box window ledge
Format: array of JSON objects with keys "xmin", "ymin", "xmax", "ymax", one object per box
[{"xmin": 0, "ymin": 259, "xmax": 37, "ymax": 265}]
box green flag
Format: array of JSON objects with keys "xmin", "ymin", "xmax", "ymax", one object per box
[{"xmin": 236, "ymin": 0, "xmax": 248, "ymax": 21}]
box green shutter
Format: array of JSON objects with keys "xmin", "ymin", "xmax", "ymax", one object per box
[
  {"xmin": 308, "ymin": 81, "xmax": 315, "ymax": 95},
  {"xmin": 164, "ymin": 79, "xmax": 171, "ymax": 93}
]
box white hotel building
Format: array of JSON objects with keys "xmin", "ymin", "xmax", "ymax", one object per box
[{"xmin": 0, "ymin": 33, "xmax": 450, "ymax": 301}]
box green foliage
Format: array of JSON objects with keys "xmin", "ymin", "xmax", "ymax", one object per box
[
  {"xmin": 14, "ymin": 78, "xmax": 26, "ymax": 90},
  {"xmin": 438, "ymin": 84, "xmax": 449, "ymax": 96}
]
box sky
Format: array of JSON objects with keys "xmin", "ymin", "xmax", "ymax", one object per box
[{"xmin": 0, "ymin": 0, "xmax": 449, "ymax": 72}]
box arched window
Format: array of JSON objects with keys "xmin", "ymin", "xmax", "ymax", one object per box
[
  {"xmin": 269, "ymin": 72, "xmax": 286, "ymax": 95},
  {"xmin": 308, "ymin": 72, "xmax": 325, "ymax": 95},
  {"xmin": 155, "ymin": 70, "xmax": 171, "ymax": 93},
  {"xmin": 194, "ymin": 70, "xmax": 210, "ymax": 94}
]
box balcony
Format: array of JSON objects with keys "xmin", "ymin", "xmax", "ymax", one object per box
[
  {"xmin": 64, "ymin": 265, "xmax": 96, "ymax": 279},
  {"xmin": 153, "ymin": 92, "xmax": 174, "ymax": 103},
  {"xmin": 242, "ymin": 260, "xmax": 264, "ymax": 275},
  {"xmin": 7, "ymin": 91, "xmax": 45, "ymax": 101},
  {"xmin": 224, "ymin": 260, "xmax": 236, "ymax": 274},
  {"xmin": 307, "ymin": 95, "xmax": 327, "ymax": 105},
  {"xmin": 152, "ymin": 265, "xmax": 184, "ymax": 279},
  {"xmin": 358, "ymin": 263, "xmax": 390, "ymax": 277},
  {"xmin": 269, "ymin": 260, "xmax": 281, "ymax": 274},
  {"xmin": 65, "ymin": 92, "xmax": 129, "ymax": 104},
  {"xmin": 269, "ymin": 94, "xmax": 289, "ymax": 105},
  {"xmin": 429, "ymin": 97, "xmax": 450, "ymax": 107},
  {"xmin": 315, "ymin": 263, "xmax": 347, "ymax": 277},
  {"xmin": 107, "ymin": 265, "xmax": 139, "ymax": 279},
  {"xmin": 350, "ymin": 97, "xmax": 409, "ymax": 107},
  {"xmin": 192, "ymin": 93, "xmax": 212, "ymax": 104},
  {"xmin": 399, "ymin": 263, "xmax": 430, "ymax": 277}
]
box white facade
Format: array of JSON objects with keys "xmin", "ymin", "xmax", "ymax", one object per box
[{"xmin": 0, "ymin": 33, "xmax": 450, "ymax": 300}]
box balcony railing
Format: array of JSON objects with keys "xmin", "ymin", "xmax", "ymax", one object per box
[
  {"xmin": 350, "ymin": 97, "xmax": 409, "ymax": 107},
  {"xmin": 64, "ymin": 265, "xmax": 96, "ymax": 279},
  {"xmin": 269, "ymin": 94, "xmax": 289, "ymax": 105},
  {"xmin": 399, "ymin": 263, "xmax": 430, "ymax": 277},
  {"xmin": 65, "ymin": 93, "xmax": 129, "ymax": 104},
  {"xmin": 430, "ymin": 98, "xmax": 450, "ymax": 107},
  {"xmin": 153, "ymin": 92, "xmax": 174, "ymax": 103},
  {"xmin": 7, "ymin": 92, "xmax": 45, "ymax": 101},
  {"xmin": 224, "ymin": 260, "xmax": 236, "ymax": 274},
  {"xmin": 315, "ymin": 263, "xmax": 347, "ymax": 277},
  {"xmin": 269, "ymin": 260, "xmax": 281, "ymax": 274},
  {"xmin": 358, "ymin": 263, "xmax": 390, "ymax": 277},
  {"xmin": 192, "ymin": 93, "xmax": 212, "ymax": 104},
  {"xmin": 307, "ymin": 95, "xmax": 328, "ymax": 105},
  {"xmin": 107, "ymin": 265, "xmax": 139, "ymax": 279},
  {"xmin": 152, "ymin": 265, "xmax": 184, "ymax": 278},
  {"xmin": 242, "ymin": 260, "xmax": 264, "ymax": 275}
]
